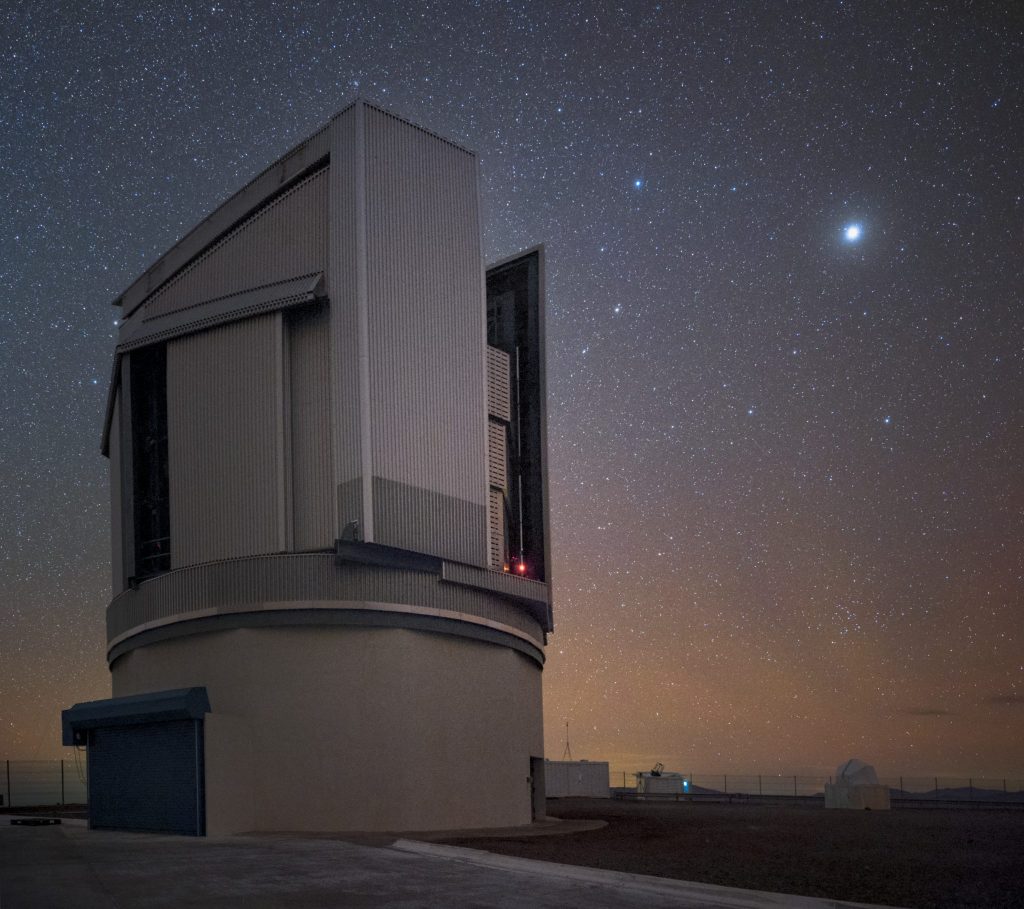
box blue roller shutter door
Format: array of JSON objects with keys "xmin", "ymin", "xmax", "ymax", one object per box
[{"xmin": 88, "ymin": 719, "xmax": 204, "ymax": 835}]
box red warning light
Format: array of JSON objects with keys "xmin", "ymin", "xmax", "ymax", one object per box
[{"xmin": 516, "ymin": 562, "xmax": 527, "ymax": 575}]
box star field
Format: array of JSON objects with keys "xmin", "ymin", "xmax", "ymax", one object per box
[{"xmin": 1, "ymin": 1, "xmax": 1021, "ymax": 777}]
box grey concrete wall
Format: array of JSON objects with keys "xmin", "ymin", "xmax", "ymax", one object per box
[
  {"xmin": 112, "ymin": 626, "xmax": 543, "ymax": 833},
  {"xmin": 204, "ymin": 713, "xmax": 257, "ymax": 835}
]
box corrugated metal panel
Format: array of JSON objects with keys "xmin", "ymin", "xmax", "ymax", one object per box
[
  {"xmin": 327, "ymin": 105, "xmax": 364, "ymax": 538},
  {"xmin": 488, "ymin": 488, "xmax": 505, "ymax": 570},
  {"xmin": 144, "ymin": 166, "xmax": 329, "ymax": 321},
  {"xmin": 287, "ymin": 301, "xmax": 333, "ymax": 550},
  {"xmin": 106, "ymin": 553, "xmax": 544, "ymax": 645},
  {"xmin": 116, "ymin": 123, "xmax": 334, "ymax": 319},
  {"xmin": 88, "ymin": 720, "xmax": 203, "ymax": 835},
  {"xmin": 487, "ymin": 420, "xmax": 507, "ymax": 490},
  {"xmin": 362, "ymin": 105, "xmax": 488, "ymax": 565},
  {"xmin": 486, "ymin": 346, "xmax": 511, "ymax": 422},
  {"xmin": 372, "ymin": 477, "xmax": 487, "ymax": 565},
  {"xmin": 167, "ymin": 314, "xmax": 282, "ymax": 566},
  {"xmin": 440, "ymin": 560, "xmax": 551, "ymax": 623},
  {"xmin": 118, "ymin": 273, "xmax": 323, "ymax": 353},
  {"xmin": 110, "ymin": 388, "xmax": 124, "ymax": 595}
]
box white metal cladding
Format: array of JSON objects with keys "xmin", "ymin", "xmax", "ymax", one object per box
[
  {"xmin": 143, "ymin": 166, "xmax": 329, "ymax": 321},
  {"xmin": 287, "ymin": 301, "xmax": 334, "ymax": 550},
  {"xmin": 167, "ymin": 314, "xmax": 284, "ymax": 566},
  {"xmin": 487, "ymin": 420, "xmax": 507, "ymax": 490},
  {"xmin": 105, "ymin": 553, "xmax": 545, "ymax": 646},
  {"xmin": 327, "ymin": 105, "xmax": 364, "ymax": 537},
  {"xmin": 117, "ymin": 273, "xmax": 323, "ymax": 353},
  {"xmin": 486, "ymin": 346, "xmax": 511, "ymax": 422},
  {"xmin": 109, "ymin": 389, "xmax": 124, "ymax": 595},
  {"xmin": 488, "ymin": 488, "xmax": 505, "ymax": 569},
  {"xmin": 116, "ymin": 123, "xmax": 333, "ymax": 319},
  {"xmin": 362, "ymin": 105, "xmax": 488, "ymax": 564}
]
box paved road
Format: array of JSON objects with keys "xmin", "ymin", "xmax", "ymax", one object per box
[{"xmin": 0, "ymin": 818, "xmax": 898, "ymax": 908}]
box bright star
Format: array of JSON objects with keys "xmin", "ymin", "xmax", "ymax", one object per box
[
  {"xmin": 633, "ymin": 178, "xmax": 643, "ymax": 189},
  {"xmin": 844, "ymin": 223, "xmax": 863, "ymax": 242}
]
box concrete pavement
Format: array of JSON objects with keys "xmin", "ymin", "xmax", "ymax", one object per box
[{"xmin": 0, "ymin": 816, "xmax": 903, "ymax": 908}]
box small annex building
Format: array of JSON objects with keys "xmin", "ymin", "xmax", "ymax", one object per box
[
  {"xmin": 63, "ymin": 101, "xmax": 553, "ymax": 836},
  {"xmin": 544, "ymin": 760, "xmax": 610, "ymax": 798}
]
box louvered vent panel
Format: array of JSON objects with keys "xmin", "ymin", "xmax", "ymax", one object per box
[
  {"xmin": 488, "ymin": 420, "xmax": 507, "ymax": 490},
  {"xmin": 486, "ymin": 346, "xmax": 511, "ymax": 422},
  {"xmin": 488, "ymin": 489, "xmax": 506, "ymax": 570}
]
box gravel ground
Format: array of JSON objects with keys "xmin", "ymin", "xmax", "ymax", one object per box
[{"xmin": 444, "ymin": 798, "xmax": 1024, "ymax": 909}]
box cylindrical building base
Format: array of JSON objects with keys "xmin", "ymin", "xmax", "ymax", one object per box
[{"xmin": 111, "ymin": 625, "xmax": 543, "ymax": 834}]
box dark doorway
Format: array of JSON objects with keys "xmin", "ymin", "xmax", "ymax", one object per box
[
  {"xmin": 530, "ymin": 755, "xmax": 546, "ymax": 821},
  {"xmin": 88, "ymin": 718, "xmax": 204, "ymax": 836}
]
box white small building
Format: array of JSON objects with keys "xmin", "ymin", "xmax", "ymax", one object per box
[
  {"xmin": 824, "ymin": 758, "xmax": 891, "ymax": 810},
  {"xmin": 636, "ymin": 767, "xmax": 690, "ymax": 795},
  {"xmin": 545, "ymin": 761, "xmax": 610, "ymax": 798}
]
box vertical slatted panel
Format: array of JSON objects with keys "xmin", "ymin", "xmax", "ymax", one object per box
[
  {"xmin": 363, "ymin": 106, "xmax": 487, "ymax": 565},
  {"xmin": 328, "ymin": 106, "xmax": 363, "ymax": 536},
  {"xmin": 144, "ymin": 166, "xmax": 329, "ymax": 320},
  {"xmin": 109, "ymin": 388, "xmax": 124, "ymax": 594},
  {"xmin": 288, "ymin": 301, "xmax": 333, "ymax": 550},
  {"xmin": 486, "ymin": 346, "xmax": 511, "ymax": 421},
  {"xmin": 487, "ymin": 421, "xmax": 507, "ymax": 490},
  {"xmin": 488, "ymin": 489, "xmax": 506, "ymax": 570},
  {"xmin": 167, "ymin": 314, "xmax": 282, "ymax": 566}
]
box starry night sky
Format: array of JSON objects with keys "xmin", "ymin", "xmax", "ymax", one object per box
[{"xmin": 2, "ymin": 1, "xmax": 1022, "ymax": 777}]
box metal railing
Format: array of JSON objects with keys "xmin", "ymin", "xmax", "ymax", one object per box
[
  {"xmin": 609, "ymin": 770, "xmax": 1024, "ymax": 803},
  {"xmin": 0, "ymin": 760, "xmax": 88, "ymax": 809}
]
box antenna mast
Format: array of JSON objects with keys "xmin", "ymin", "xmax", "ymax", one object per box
[{"xmin": 561, "ymin": 720, "xmax": 573, "ymax": 761}]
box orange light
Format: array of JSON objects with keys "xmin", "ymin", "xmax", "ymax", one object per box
[{"xmin": 503, "ymin": 563, "xmax": 510, "ymax": 572}]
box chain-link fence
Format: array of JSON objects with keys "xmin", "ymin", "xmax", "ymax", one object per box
[
  {"xmin": 609, "ymin": 770, "xmax": 1024, "ymax": 803},
  {"xmin": 0, "ymin": 759, "xmax": 89, "ymax": 808},
  {"xmin": 3, "ymin": 758, "xmax": 1021, "ymax": 809}
]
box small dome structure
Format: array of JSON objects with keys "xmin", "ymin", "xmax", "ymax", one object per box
[{"xmin": 836, "ymin": 758, "xmax": 880, "ymax": 787}]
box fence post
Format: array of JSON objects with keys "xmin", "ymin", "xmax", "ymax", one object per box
[
  {"xmin": 61, "ymin": 760, "xmax": 65, "ymax": 806},
  {"xmin": 723, "ymin": 774, "xmax": 728, "ymax": 794}
]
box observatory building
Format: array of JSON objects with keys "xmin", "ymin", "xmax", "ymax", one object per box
[{"xmin": 62, "ymin": 101, "xmax": 552, "ymax": 836}]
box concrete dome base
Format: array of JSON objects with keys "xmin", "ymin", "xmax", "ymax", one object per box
[{"xmin": 111, "ymin": 625, "xmax": 543, "ymax": 834}]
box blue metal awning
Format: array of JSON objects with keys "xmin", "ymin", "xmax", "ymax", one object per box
[{"xmin": 62, "ymin": 688, "xmax": 210, "ymax": 745}]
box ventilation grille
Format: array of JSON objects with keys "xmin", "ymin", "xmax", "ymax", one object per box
[
  {"xmin": 487, "ymin": 420, "xmax": 507, "ymax": 490},
  {"xmin": 486, "ymin": 346, "xmax": 511, "ymax": 422},
  {"xmin": 488, "ymin": 489, "xmax": 506, "ymax": 570}
]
